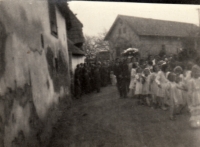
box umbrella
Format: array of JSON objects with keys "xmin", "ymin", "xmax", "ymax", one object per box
[
  {"xmin": 122, "ymin": 48, "xmax": 139, "ymax": 56},
  {"xmin": 157, "ymin": 60, "xmax": 166, "ymax": 66},
  {"xmin": 124, "ymin": 48, "xmax": 139, "ymax": 54}
]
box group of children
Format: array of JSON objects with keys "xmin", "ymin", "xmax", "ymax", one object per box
[{"xmin": 127, "ymin": 59, "xmax": 200, "ymax": 127}]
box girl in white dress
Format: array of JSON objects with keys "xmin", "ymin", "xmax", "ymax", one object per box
[
  {"xmin": 135, "ymin": 67, "xmax": 143, "ymax": 104},
  {"xmin": 166, "ymin": 73, "xmax": 178, "ymax": 120},
  {"xmin": 183, "ymin": 62, "xmax": 193, "ymax": 109},
  {"xmin": 174, "ymin": 66, "xmax": 186, "ymax": 114},
  {"xmin": 150, "ymin": 65, "xmax": 159, "ymax": 108},
  {"xmin": 155, "ymin": 63, "xmax": 168, "ymax": 110},
  {"xmin": 129, "ymin": 63, "xmax": 137, "ymax": 98},
  {"xmin": 188, "ymin": 65, "xmax": 200, "ymax": 128},
  {"xmin": 142, "ymin": 68, "xmax": 151, "ymax": 106},
  {"xmin": 165, "ymin": 65, "xmax": 173, "ymax": 107},
  {"xmin": 110, "ymin": 71, "xmax": 117, "ymax": 86}
]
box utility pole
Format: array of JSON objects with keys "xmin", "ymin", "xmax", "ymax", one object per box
[
  {"xmin": 197, "ymin": 8, "xmax": 200, "ymax": 35},
  {"xmin": 195, "ymin": 8, "xmax": 200, "ymax": 50},
  {"xmin": 197, "ymin": 8, "xmax": 200, "ymax": 32}
]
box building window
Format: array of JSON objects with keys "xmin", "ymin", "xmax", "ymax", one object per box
[
  {"xmin": 48, "ymin": 0, "xmax": 58, "ymax": 38},
  {"xmin": 123, "ymin": 27, "xmax": 126, "ymax": 33},
  {"xmin": 41, "ymin": 34, "xmax": 44, "ymax": 48}
]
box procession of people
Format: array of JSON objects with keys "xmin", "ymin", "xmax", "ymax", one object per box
[
  {"xmin": 73, "ymin": 52, "xmax": 200, "ymax": 128},
  {"xmin": 73, "ymin": 62, "xmax": 112, "ymax": 99},
  {"xmin": 112, "ymin": 54, "xmax": 200, "ymax": 128}
]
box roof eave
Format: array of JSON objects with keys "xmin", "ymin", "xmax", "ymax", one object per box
[
  {"xmin": 104, "ymin": 15, "xmax": 121, "ymax": 41},
  {"xmin": 56, "ymin": 2, "xmax": 70, "ymax": 19},
  {"xmin": 139, "ymin": 34, "xmax": 197, "ymax": 38},
  {"xmin": 72, "ymin": 53, "xmax": 85, "ymax": 56}
]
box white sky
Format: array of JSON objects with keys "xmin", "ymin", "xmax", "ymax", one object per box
[{"xmin": 68, "ymin": 1, "xmax": 200, "ymax": 36}]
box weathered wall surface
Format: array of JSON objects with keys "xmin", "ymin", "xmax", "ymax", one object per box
[
  {"xmin": 107, "ymin": 19, "xmax": 140, "ymax": 58},
  {"xmin": 107, "ymin": 19, "xmax": 183, "ymax": 59},
  {"xmin": 71, "ymin": 56, "xmax": 85, "ymax": 74},
  {"xmin": 139, "ymin": 36, "xmax": 182, "ymax": 57},
  {"xmin": 0, "ymin": 1, "xmax": 71, "ymax": 147}
]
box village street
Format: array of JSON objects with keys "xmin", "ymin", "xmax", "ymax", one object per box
[{"xmin": 49, "ymin": 85, "xmax": 200, "ymax": 147}]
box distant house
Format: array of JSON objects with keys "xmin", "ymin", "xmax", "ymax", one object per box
[
  {"xmin": 104, "ymin": 15, "xmax": 199, "ymax": 58},
  {"xmin": 68, "ymin": 39, "xmax": 85, "ymax": 73},
  {"xmin": 66, "ymin": 8, "xmax": 85, "ymax": 74},
  {"xmin": 96, "ymin": 50, "xmax": 110, "ymax": 62}
]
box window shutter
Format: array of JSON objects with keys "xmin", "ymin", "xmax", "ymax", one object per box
[{"xmin": 48, "ymin": 0, "xmax": 58, "ymax": 37}]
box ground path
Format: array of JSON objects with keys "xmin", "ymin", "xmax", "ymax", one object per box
[{"xmin": 49, "ymin": 85, "xmax": 200, "ymax": 147}]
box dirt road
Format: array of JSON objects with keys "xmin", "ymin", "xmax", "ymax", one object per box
[{"xmin": 49, "ymin": 85, "xmax": 200, "ymax": 147}]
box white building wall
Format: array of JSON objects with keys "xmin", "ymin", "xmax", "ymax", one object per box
[
  {"xmin": 71, "ymin": 56, "xmax": 86, "ymax": 73},
  {"xmin": 0, "ymin": 1, "xmax": 71, "ymax": 146}
]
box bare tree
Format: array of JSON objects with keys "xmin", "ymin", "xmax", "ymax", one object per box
[
  {"xmin": 83, "ymin": 30, "xmax": 110, "ymax": 59},
  {"xmin": 83, "ymin": 35, "xmax": 96, "ymax": 56}
]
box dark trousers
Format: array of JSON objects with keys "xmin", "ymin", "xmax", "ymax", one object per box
[
  {"xmin": 126, "ymin": 78, "xmax": 130, "ymax": 92},
  {"xmin": 95, "ymin": 79, "xmax": 101, "ymax": 93},
  {"xmin": 121, "ymin": 80, "xmax": 128, "ymax": 98},
  {"xmin": 74, "ymin": 83, "xmax": 81, "ymax": 99},
  {"xmin": 116, "ymin": 78, "xmax": 127, "ymax": 98},
  {"xmin": 116, "ymin": 77, "xmax": 122, "ymax": 96}
]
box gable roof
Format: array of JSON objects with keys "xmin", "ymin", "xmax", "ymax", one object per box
[
  {"xmin": 67, "ymin": 9, "xmax": 85, "ymax": 44},
  {"xmin": 68, "ymin": 39, "xmax": 85, "ymax": 56},
  {"xmin": 56, "ymin": 2, "xmax": 84, "ymax": 44},
  {"xmin": 105, "ymin": 15, "xmax": 199, "ymax": 40}
]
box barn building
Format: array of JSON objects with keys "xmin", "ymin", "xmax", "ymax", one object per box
[{"xmin": 104, "ymin": 15, "xmax": 199, "ymax": 58}]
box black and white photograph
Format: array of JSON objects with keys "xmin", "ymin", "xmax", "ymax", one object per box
[{"xmin": 0, "ymin": 0, "xmax": 200, "ymax": 147}]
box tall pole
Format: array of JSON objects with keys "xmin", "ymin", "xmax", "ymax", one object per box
[
  {"xmin": 196, "ymin": 8, "xmax": 200, "ymax": 50},
  {"xmin": 197, "ymin": 8, "xmax": 200, "ymax": 32}
]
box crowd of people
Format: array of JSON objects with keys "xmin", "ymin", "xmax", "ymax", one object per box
[
  {"xmin": 111, "ymin": 54, "xmax": 200, "ymax": 127},
  {"xmin": 73, "ymin": 54, "xmax": 200, "ymax": 128},
  {"xmin": 73, "ymin": 62, "xmax": 112, "ymax": 99}
]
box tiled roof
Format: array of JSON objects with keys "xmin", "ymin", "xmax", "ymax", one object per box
[
  {"xmin": 67, "ymin": 8, "xmax": 85, "ymax": 44},
  {"xmin": 56, "ymin": 2, "xmax": 85, "ymax": 44},
  {"xmin": 68, "ymin": 39, "xmax": 85, "ymax": 55},
  {"xmin": 105, "ymin": 15, "xmax": 199, "ymax": 40}
]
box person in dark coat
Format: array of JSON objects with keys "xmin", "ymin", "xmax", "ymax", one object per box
[
  {"xmin": 99, "ymin": 64, "xmax": 104, "ymax": 87},
  {"xmin": 125, "ymin": 59, "xmax": 131, "ymax": 93},
  {"xmin": 100, "ymin": 63, "xmax": 107, "ymax": 87},
  {"xmin": 79, "ymin": 63, "xmax": 84, "ymax": 95},
  {"xmin": 114, "ymin": 58, "xmax": 123, "ymax": 98},
  {"xmin": 107, "ymin": 62, "xmax": 112, "ymax": 85},
  {"xmin": 94, "ymin": 65, "xmax": 101, "ymax": 93},
  {"xmin": 89, "ymin": 65, "xmax": 95, "ymax": 92},
  {"xmin": 83, "ymin": 63, "xmax": 91, "ymax": 94},
  {"xmin": 120, "ymin": 59, "xmax": 130, "ymax": 98},
  {"xmin": 84, "ymin": 68, "xmax": 91, "ymax": 94},
  {"xmin": 103, "ymin": 64, "xmax": 109, "ymax": 86},
  {"xmin": 74, "ymin": 64, "xmax": 81, "ymax": 99}
]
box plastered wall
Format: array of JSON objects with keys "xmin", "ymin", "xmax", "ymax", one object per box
[
  {"xmin": 107, "ymin": 19, "xmax": 183, "ymax": 59},
  {"xmin": 0, "ymin": 1, "xmax": 71, "ymax": 146}
]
